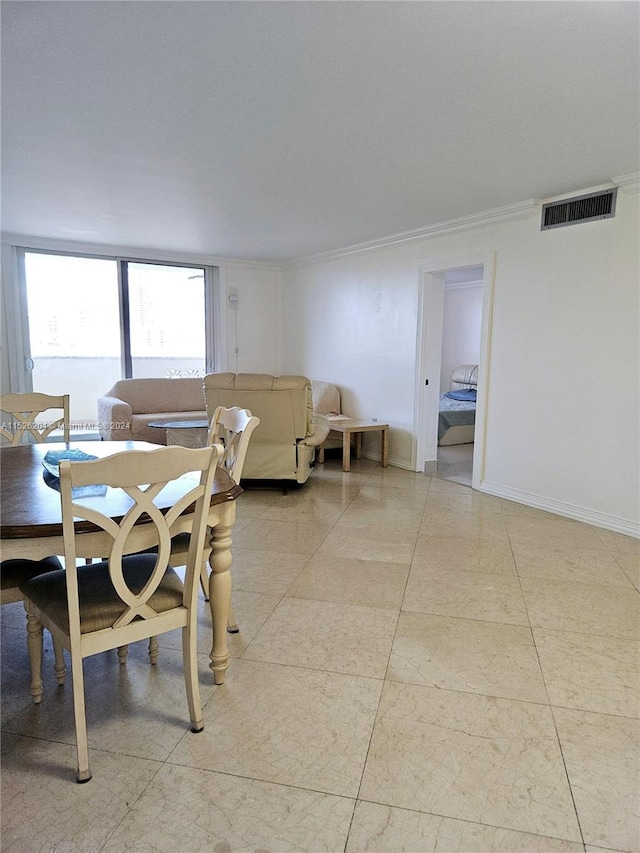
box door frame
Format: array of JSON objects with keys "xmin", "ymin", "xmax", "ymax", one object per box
[{"xmin": 413, "ymin": 251, "xmax": 496, "ymax": 489}]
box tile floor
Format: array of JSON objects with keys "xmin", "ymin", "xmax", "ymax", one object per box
[{"xmin": 1, "ymin": 455, "xmax": 639, "ymax": 853}]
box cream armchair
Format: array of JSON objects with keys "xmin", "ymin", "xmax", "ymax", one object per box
[{"xmin": 203, "ymin": 373, "xmax": 330, "ymax": 483}]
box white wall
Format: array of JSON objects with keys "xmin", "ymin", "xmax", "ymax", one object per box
[
  {"xmin": 440, "ymin": 284, "xmax": 483, "ymax": 391},
  {"xmin": 281, "ymin": 188, "xmax": 639, "ymax": 535},
  {"xmin": 221, "ymin": 263, "xmax": 282, "ymax": 374}
]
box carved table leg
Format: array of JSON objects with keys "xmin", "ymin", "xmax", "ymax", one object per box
[{"xmin": 207, "ymin": 504, "xmax": 235, "ymax": 685}]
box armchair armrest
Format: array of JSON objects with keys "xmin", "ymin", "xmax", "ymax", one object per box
[
  {"xmin": 97, "ymin": 395, "xmax": 133, "ymax": 440},
  {"xmin": 299, "ymin": 414, "xmax": 330, "ymax": 448}
]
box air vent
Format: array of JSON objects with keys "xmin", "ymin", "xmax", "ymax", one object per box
[{"xmin": 541, "ymin": 188, "xmax": 617, "ymax": 230}]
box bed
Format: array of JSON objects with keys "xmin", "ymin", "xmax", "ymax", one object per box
[{"xmin": 438, "ymin": 364, "xmax": 478, "ymax": 446}]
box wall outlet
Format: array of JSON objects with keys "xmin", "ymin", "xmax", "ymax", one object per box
[
  {"xmin": 228, "ymin": 288, "xmax": 239, "ymax": 309},
  {"xmin": 372, "ymin": 417, "xmax": 378, "ymax": 422}
]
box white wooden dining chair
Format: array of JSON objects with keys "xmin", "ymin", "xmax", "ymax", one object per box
[
  {"xmin": 169, "ymin": 406, "xmax": 260, "ymax": 631},
  {"xmin": 18, "ymin": 443, "xmax": 223, "ymax": 783},
  {"xmin": 0, "ymin": 392, "xmax": 70, "ymax": 445},
  {"xmin": 0, "ymin": 391, "xmax": 71, "ymax": 687}
]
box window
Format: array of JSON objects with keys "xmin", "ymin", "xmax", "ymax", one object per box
[{"xmin": 22, "ymin": 251, "xmax": 216, "ymax": 429}]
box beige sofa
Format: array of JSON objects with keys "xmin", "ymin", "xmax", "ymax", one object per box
[
  {"xmin": 204, "ymin": 373, "xmax": 330, "ymax": 483},
  {"xmin": 97, "ymin": 378, "xmax": 206, "ymax": 444}
]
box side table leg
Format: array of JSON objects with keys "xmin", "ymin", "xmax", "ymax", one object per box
[
  {"xmin": 342, "ymin": 431, "xmax": 351, "ymax": 472},
  {"xmin": 355, "ymin": 432, "xmax": 363, "ymax": 459},
  {"xmin": 381, "ymin": 427, "xmax": 389, "ymax": 467}
]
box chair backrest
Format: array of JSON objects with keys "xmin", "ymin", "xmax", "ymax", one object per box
[
  {"xmin": 203, "ymin": 373, "xmax": 313, "ymax": 480},
  {"xmin": 58, "ymin": 444, "xmax": 222, "ymax": 640},
  {"xmin": 0, "ymin": 392, "xmax": 70, "ymax": 445},
  {"xmin": 207, "ymin": 406, "xmax": 261, "ymax": 484}
]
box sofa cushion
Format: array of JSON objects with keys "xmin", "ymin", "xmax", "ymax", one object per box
[
  {"xmin": 311, "ymin": 380, "xmax": 341, "ymax": 416},
  {"xmin": 107, "ymin": 378, "xmax": 205, "ymax": 414}
]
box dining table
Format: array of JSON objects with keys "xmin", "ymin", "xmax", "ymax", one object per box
[{"xmin": 0, "ymin": 440, "xmax": 243, "ymax": 685}]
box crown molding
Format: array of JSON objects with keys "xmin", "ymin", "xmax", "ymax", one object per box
[
  {"xmin": 284, "ymin": 199, "xmax": 540, "ymax": 267},
  {"xmin": 613, "ymin": 172, "xmax": 640, "ymax": 194}
]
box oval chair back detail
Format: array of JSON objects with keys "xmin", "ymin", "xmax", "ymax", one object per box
[{"xmin": 18, "ymin": 443, "xmax": 224, "ymax": 783}]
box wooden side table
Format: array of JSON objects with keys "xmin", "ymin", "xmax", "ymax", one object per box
[{"xmin": 323, "ymin": 417, "xmax": 389, "ymax": 472}]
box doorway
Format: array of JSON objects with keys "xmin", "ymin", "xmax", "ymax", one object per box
[{"xmin": 413, "ymin": 252, "xmax": 495, "ymax": 490}]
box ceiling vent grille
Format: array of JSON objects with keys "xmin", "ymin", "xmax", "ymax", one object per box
[{"xmin": 541, "ymin": 188, "xmax": 617, "ymax": 231}]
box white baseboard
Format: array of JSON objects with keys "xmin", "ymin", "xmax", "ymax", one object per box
[{"xmin": 480, "ymin": 480, "xmax": 640, "ymax": 539}]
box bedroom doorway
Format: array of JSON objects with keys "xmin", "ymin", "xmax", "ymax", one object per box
[{"xmin": 413, "ymin": 252, "xmax": 496, "ymax": 491}]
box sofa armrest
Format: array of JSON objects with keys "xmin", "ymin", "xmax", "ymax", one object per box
[
  {"xmin": 97, "ymin": 395, "xmax": 133, "ymax": 440},
  {"xmin": 299, "ymin": 414, "xmax": 331, "ymax": 448}
]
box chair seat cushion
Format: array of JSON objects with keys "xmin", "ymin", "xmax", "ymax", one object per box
[
  {"xmin": 19, "ymin": 554, "xmax": 184, "ymax": 634},
  {"xmin": 1, "ymin": 556, "xmax": 63, "ymax": 590}
]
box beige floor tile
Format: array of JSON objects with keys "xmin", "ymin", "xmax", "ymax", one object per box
[
  {"xmin": 584, "ymin": 848, "xmax": 627, "ymax": 853},
  {"xmin": 1, "ymin": 600, "xmax": 30, "ymax": 630},
  {"xmin": 419, "ymin": 512, "xmax": 509, "ymax": 541},
  {"xmin": 317, "ymin": 523, "xmax": 417, "ymax": 564},
  {"xmin": 366, "ymin": 468, "xmax": 432, "ymax": 492},
  {"xmin": 243, "ymin": 597, "xmax": 397, "ymax": 678},
  {"xmin": 427, "ymin": 477, "xmax": 473, "ymax": 495},
  {"xmin": 235, "ymin": 487, "xmax": 283, "ymax": 513},
  {"xmin": 403, "ymin": 565, "xmax": 528, "ymax": 625},
  {"xmin": 360, "ymin": 682, "xmax": 581, "ymax": 841},
  {"xmin": 1, "ymin": 623, "xmax": 64, "ymax": 724},
  {"xmin": 596, "ymin": 530, "xmax": 640, "ymax": 558},
  {"xmin": 388, "ymin": 612, "xmax": 547, "ymax": 703},
  {"xmin": 4, "ymin": 645, "xmax": 217, "ymax": 762},
  {"xmin": 512, "ymin": 541, "xmax": 634, "ymax": 588},
  {"xmin": 412, "ymin": 536, "xmax": 517, "ymax": 576},
  {"xmin": 347, "ymin": 801, "xmax": 585, "ymax": 852},
  {"xmin": 169, "ymin": 658, "xmax": 382, "ymax": 797},
  {"xmin": 584, "ymin": 848, "xmax": 628, "ymax": 853},
  {"xmin": 356, "ymin": 483, "xmax": 430, "ymax": 509},
  {"xmin": 521, "ymin": 577, "xmax": 640, "ymax": 640},
  {"xmin": 554, "ymin": 707, "xmax": 640, "ymax": 851},
  {"xmin": 159, "ymin": 587, "xmax": 282, "ymax": 657},
  {"xmin": 534, "ymin": 627, "xmax": 640, "ymax": 717},
  {"xmin": 614, "ymin": 553, "xmax": 640, "ymax": 593},
  {"xmin": 336, "ymin": 502, "xmax": 424, "ymax": 532},
  {"xmin": 287, "ymin": 554, "xmax": 409, "ymax": 609},
  {"xmin": 424, "ymin": 490, "xmax": 505, "ymax": 516},
  {"xmin": 1, "ymin": 733, "xmax": 160, "ymax": 850},
  {"xmin": 259, "ymin": 499, "xmax": 349, "ymax": 525},
  {"xmin": 505, "ymin": 518, "xmax": 604, "ymax": 550},
  {"xmin": 232, "ymin": 518, "xmax": 332, "ymax": 556},
  {"xmin": 102, "ymin": 762, "xmax": 355, "ymax": 853},
  {"xmin": 305, "ymin": 475, "xmax": 367, "ymax": 499},
  {"xmin": 226, "ymin": 548, "xmax": 309, "ymax": 595}
]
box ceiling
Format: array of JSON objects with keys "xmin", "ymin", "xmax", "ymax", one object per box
[{"xmin": 1, "ymin": 1, "xmax": 638, "ymax": 263}]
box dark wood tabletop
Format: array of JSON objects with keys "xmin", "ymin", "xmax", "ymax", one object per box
[{"xmin": 0, "ymin": 440, "xmax": 242, "ymax": 540}]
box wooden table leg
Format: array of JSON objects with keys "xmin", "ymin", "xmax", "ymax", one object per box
[
  {"xmin": 381, "ymin": 427, "xmax": 389, "ymax": 467},
  {"xmin": 355, "ymin": 432, "xmax": 363, "ymax": 459},
  {"xmin": 207, "ymin": 504, "xmax": 235, "ymax": 684},
  {"xmin": 342, "ymin": 430, "xmax": 351, "ymax": 472}
]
